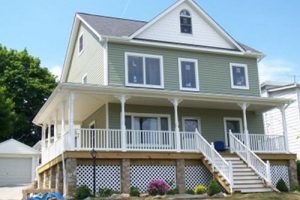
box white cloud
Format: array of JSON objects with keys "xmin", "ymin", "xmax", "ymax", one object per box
[
  {"xmin": 49, "ymin": 65, "xmax": 62, "ymax": 81},
  {"xmin": 258, "ymin": 59, "xmax": 297, "ymax": 83}
]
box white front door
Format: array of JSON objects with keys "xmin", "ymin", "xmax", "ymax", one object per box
[{"xmin": 224, "ymin": 118, "xmax": 243, "ymax": 146}]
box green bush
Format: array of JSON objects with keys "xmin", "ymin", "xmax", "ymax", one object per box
[
  {"xmin": 276, "ymin": 179, "xmax": 289, "ymax": 192},
  {"xmin": 74, "ymin": 185, "xmax": 91, "ymax": 200},
  {"xmin": 194, "ymin": 185, "xmax": 206, "ymax": 194},
  {"xmin": 99, "ymin": 188, "xmax": 118, "ymax": 197},
  {"xmin": 207, "ymin": 180, "xmax": 221, "ymax": 196},
  {"xmin": 166, "ymin": 187, "xmax": 179, "ymax": 195},
  {"xmin": 129, "ymin": 187, "xmax": 140, "ymax": 197},
  {"xmin": 185, "ymin": 189, "xmax": 195, "ymax": 195}
]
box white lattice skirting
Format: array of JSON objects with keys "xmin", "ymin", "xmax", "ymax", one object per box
[
  {"xmin": 76, "ymin": 165, "xmax": 121, "ymax": 191},
  {"xmin": 270, "ymin": 164, "xmax": 290, "ymax": 189},
  {"xmin": 184, "ymin": 165, "xmax": 213, "ymax": 189},
  {"xmin": 130, "ymin": 165, "xmax": 176, "ymax": 192}
]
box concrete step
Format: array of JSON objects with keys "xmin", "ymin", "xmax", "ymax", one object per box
[
  {"xmin": 233, "ymin": 168, "xmax": 252, "ymax": 172},
  {"xmin": 233, "ymin": 175, "xmax": 260, "ymax": 180},
  {"xmin": 234, "ymin": 172, "xmax": 256, "ymax": 176},
  {"xmin": 233, "ymin": 183, "xmax": 265, "ymax": 189},
  {"xmin": 234, "ymin": 180, "xmax": 263, "ymax": 184},
  {"xmin": 239, "ymin": 188, "xmax": 273, "ymax": 193}
]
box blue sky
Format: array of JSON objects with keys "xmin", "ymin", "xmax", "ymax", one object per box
[{"xmin": 0, "ymin": 0, "xmax": 299, "ymax": 83}]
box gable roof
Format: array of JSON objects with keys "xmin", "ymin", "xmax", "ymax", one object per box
[{"xmin": 0, "ymin": 139, "xmax": 39, "ymax": 155}]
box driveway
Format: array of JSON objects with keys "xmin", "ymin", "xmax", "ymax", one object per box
[{"xmin": 0, "ymin": 185, "xmax": 30, "ymax": 200}]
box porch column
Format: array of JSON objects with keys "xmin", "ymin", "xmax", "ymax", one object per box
[
  {"xmin": 41, "ymin": 124, "xmax": 46, "ymax": 150},
  {"xmin": 170, "ymin": 98, "xmax": 182, "ymax": 152},
  {"xmin": 47, "ymin": 122, "xmax": 51, "ymax": 146},
  {"xmin": 117, "ymin": 95, "xmax": 129, "ymax": 151},
  {"xmin": 280, "ymin": 105, "xmax": 289, "ymax": 152},
  {"xmin": 238, "ymin": 103, "xmax": 250, "ymax": 148},
  {"xmin": 68, "ymin": 92, "xmax": 75, "ymax": 150},
  {"xmin": 61, "ymin": 102, "xmax": 65, "ymax": 150},
  {"xmin": 54, "ymin": 112, "xmax": 58, "ymax": 142}
]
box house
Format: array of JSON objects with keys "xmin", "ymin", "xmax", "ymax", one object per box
[
  {"xmin": 262, "ymin": 82, "xmax": 300, "ymax": 158},
  {"xmin": 0, "ymin": 139, "xmax": 40, "ymax": 186},
  {"xmin": 33, "ymin": 0, "xmax": 297, "ymax": 197}
]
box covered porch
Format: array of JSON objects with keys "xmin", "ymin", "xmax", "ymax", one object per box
[{"xmin": 34, "ymin": 83, "xmax": 291, "ymax": 164}]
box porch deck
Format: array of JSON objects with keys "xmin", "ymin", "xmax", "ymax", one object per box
[{"xmin": 42, "ymin": 128, "xmax": 288, "ymax": 165}]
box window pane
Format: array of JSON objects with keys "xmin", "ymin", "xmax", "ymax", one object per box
[
  {"xmin": 79, "ymin": 35, "xmax": 83, "ymax": 52},
  {"xmin": 145, "ymin": 57, "xmax": 161, "ymax": 85},
  {"xmin": 226, "ymin": 120, "xmax": 241, "ymax": 133},
  {"xmin": 133, "ymin": 117, "xmax": 158, "ymax": 130},
  {"xmin": 125, "ymin": 116, "xmax": 132, "ymax": 130},
  {"xmin": 181, "ymin": 61, "xmax": 196, "ymax": 88},
  {"xmin": 184, "ymin": 119, "xmax": 199, "ymax": 132},
  {"xmin": 128, "ymin": 56, "xmax": 143, "ymax": 84},
  {"xmin": 232, "ymin": 66, "xmax": 246, "ymax": 86},
  {"xmin": 160, "ymin": 118, "xmax": 169, "ymax": 131},
  {"xmin": 180, "ymin": 17, "xmax": 192, "ymax": 33}
]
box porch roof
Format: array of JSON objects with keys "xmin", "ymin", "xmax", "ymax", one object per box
[{"xmin": 33, "ymin": 83, "xmax": 292, "ymax": 125}]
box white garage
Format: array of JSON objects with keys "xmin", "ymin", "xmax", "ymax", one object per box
[{"xmin": 0, "ymin": 139, "xmax": 40, "ymax": 186}]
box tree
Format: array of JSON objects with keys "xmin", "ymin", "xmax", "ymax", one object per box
[
  {"xmin": 0, "ymin": 45, "xmax": 57, "ymax": 146},
  {"xmin": 0, "ymin": 87, "xmax": 15, "ymax": 137}
]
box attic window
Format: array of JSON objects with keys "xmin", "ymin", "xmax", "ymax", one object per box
[
  {"xmin": 78, "ymin": 33, "xmax": 83, "ymax": 54},
  {"xmin": 180, "ymin": 9, "xmax": 192, "ymax": 34}
]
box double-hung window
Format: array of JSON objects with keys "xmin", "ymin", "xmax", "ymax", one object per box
[
  {"xmin": 230, "ymin": 63, "xmax": 249, "ymax": 89},
  {"xmin": 78, "ymin": 33, "xmax": 84, "ymax": 55},
  {"xmin": 125, "ymin": 53, "xmax": 164, "ymax": 88},
  {"xmin": 180, "ymin": 9, "xmax": 192, "ymax": 34},
  {"xmin": 178, "ymin": 58, "xmax": 199, "ymax": 91}
]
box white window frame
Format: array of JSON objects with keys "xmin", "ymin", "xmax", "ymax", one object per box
[
  {"xmin": 180, "ymin": 9, "xmax": 193, "ymax": 35},
  {"xmin": 122, "ymin": 112, "xmax": 171, "ymax": 131},
  {"xmin": 182, "ymin": 117, "xmax": 201, "ymax": 133},
  {"xmin": 178, "ymin": 58, "xmax": 199, "ymax": 91},
  {"xmin": 125, "ymin": 52, "xmax": 164, "ymax": 89},
  {"xmin": 81, "ymin": 73, "xmax": 88, "ymax": 84},
  {"xmin": 230, "ymin": 63, "xmax": 249, "ymax": 90},
  {"xmin": 224, "ymin": 117, "xmax": 243, "ymax": 146},
  {"xmin": 78, "ymin": 32, "xmax": 84, "ymax": 56}
]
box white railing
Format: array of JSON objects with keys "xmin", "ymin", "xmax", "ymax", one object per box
[
  {"xmin": 127, "ymin": 130, "xmax": 176, "ymax": 151},
  {"xmin": 229, "ymin": 131, "xmax": 271, "ymax": 184},
  {"xmin": 42, "ymin": 136, "xmax": 64, "ymax": 164},
  {"xmin": 76, "ymin": 129, "xmax": 122, "ymax": 150},
  {"xmin": 180, "ymin": 131, "xmax": 198, "ymax": 151},
  {"xmin": 195, "ymin": 130, "xmax": 233, "ymax": 188},
  {"xmin": 233, "ymin": 133, "xmax": 286, "ymax": 152}
]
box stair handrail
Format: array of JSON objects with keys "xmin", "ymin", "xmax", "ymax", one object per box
[
  {"xmin": 229, "ymin": 130, "xmax": 272, "ymax": 185},
  {"xmin": 195, "ymin": 129, "xmax": 233, "ymax": 188}
]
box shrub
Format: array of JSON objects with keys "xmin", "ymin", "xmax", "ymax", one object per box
[
  {"xmin": 129, "ymin": 187, "xmax": 140, "ymax": 197},
  {"xmin": 185, "ymin": 189, "xmax": 194, "ymax": 195},
  {"xmin": 166, "ymin": 187, "xmax": 179, "ymax": 195},
  {"xmin": 147, "ymin": 180, "xmax": 170, "ymax": 196},
  {"xmin": 207, "ymin": 180, "xmax": 221, "ymax": 196},
  {"xmin": 194, "ymin": 185, "xmax": 206, "ymax": 194},
  {"xmin": 276, "ymin": 179, "xmax": 289, "ymax": 192},
  {"xmin": 74, "ymin": 185, "xmax": 91, "ymax": 200},
  {"xmin": 297, "ymin": 160, "xmax": 300, "ymax": 183},
  {"xmin": 99, "ymin": 188, "xmax": 117, "ymax": 197}
]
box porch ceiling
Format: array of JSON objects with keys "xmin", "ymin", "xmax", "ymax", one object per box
[{"xmin": 33, "ymin": 83, "xmax": 292, "ymax": 125}]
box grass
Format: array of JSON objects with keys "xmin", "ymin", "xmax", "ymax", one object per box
[{"xmin": 206, "ymin": 192, "xmax": 300, "ymax": 200}]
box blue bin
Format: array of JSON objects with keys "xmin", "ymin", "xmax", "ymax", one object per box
[{"xmin": 214, "ymin": 141, "xmax": 225, "ymax": 151}]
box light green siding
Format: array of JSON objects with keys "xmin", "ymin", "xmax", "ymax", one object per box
[
  {"xmin": 82, "ymin": 105, "xmax": 106, "ymax": 128},
  {"xmin": 108, "ymin": 42, "xmax": 260, "ymax": 96},
  {"xmin": 67, "ymin": 23, "xmax": 105, "ymax": 85},
  {"xmin": 108, "ymin": 103, "xmax": 264, "ymax": 143}
]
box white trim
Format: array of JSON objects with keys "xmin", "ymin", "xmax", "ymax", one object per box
[
  {"xmin": 124, "ymin": 52, "xmax": 164, "ymax": 89},
  {"xmin": 103, "ymin": 41, "xmax": 108, "ymax": 85},
  {"xmin": 224, "ymin": 117, "xmax": 243, "ymax": 146},
  {"xmin": 230, "ymin": 63, "xmax": 249, "ymax": 90},
  {"xmin": 129, "ymin": 0, "xmax": 245, "ymax": 52},
  {"xmin": 105, "ymin": 103, "xmax": 109, "ymax": 129},
  {"xmin": 89, "ymin": 120, "xmax": 95, "ymax": 128},
  {"xmin": 78, "ymin": 32, "xmax": 84, "ymax": 56},
  {"xmin": 122, "ymin": 112, "xmax": 171, "ymax": 131},
  {"xmin": 178, "ymin": 58, "xmax": 199, "ymax": 91},
  {"xmin": 182, "ymin": 117, "xmax": 201, "ymax": 132},
  {"xmin": 81, "ymin": 73, "xmax": 88, "ymax": 84}
]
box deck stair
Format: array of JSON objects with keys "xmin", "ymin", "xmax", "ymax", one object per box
[{"xmin": 223, "ymin": 155, "xmax": 273, "ymax": 193}]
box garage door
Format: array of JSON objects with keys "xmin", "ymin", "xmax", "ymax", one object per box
[{"xmin": 0, "ymin": 157, "xmax": 32, "ymax": 186}]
